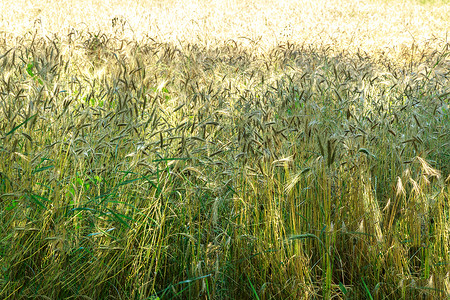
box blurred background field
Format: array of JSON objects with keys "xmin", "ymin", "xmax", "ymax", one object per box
[
  {"xmin": 0, "ymin": 0, "xmax": 449, "ymax": 299},
  {"xmin": 1, "ymin": 0, "xmax": 449, "ymax": 53}
]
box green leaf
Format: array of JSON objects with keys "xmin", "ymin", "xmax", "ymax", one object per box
[
  {"xmin": 247, "ymin": 274, "xmax": 260, "ymax": 300},
  {"xmin": 338, "ymin": 282, "xmax": 348, "ymax": 295},
  {"xmin": 287, "ymin": 233, "xmax": 326, "ymax": 249},
  {"xmin": 28, "ymin": 193, "xmax": 48, "ymax": 210},
  {"xmin": 358, "ymin": 148, "xmax": 377, "ymax": 159},
  {"xmin": 117, "ymin": 177, "xmax": 143, "ymax": 187},
  {"xmin": 152, "ymin": 157, "xmax": 190, "ymax": 162},
  {"xmin": 5, "ymin": 199, "xmax": 18, "ymax": 211},
  {"xmin": 4, "ymin": 114, "xmax": 37, "ymax": 137},
  {"xmin": 70, "ymin": 207, "xmax": 98, "ymax": 213},
  {"xmin": 361, "ymin": 278, "xmax": 374, "ymax": 300},
  {"xmin": 106, "ymin": 208, "xmax": 132, "ymax": 228},
  {"xmin": 31, "ymin": 165, "xmax": 54, "ymax": 174},
  {"xmin": 26, "ymin": 62, "xmax": 35, "ymax": 77}
]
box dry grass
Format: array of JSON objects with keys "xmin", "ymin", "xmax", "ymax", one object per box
[{"xmin": 0, "ymin": 0, "xmax": 449, "ymax": 299}]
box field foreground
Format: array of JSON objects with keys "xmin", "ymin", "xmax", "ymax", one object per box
[{"xmin": 1, "ymin": 0, "xmax": 450, "ymax": 299}]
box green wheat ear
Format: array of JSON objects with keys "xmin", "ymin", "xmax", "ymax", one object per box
[{"xmin": 0, "ymin": 1, "xmax": 448, "ymax": 298}]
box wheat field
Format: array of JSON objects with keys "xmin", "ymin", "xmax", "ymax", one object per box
[{"xmin": 0, "ymin": 0, "xmax": 449, "ymax": 299}]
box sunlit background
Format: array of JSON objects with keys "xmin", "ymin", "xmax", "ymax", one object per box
[{"xmin": 1, "ymin": 0, "xmax": 449, "ymax": 55}]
